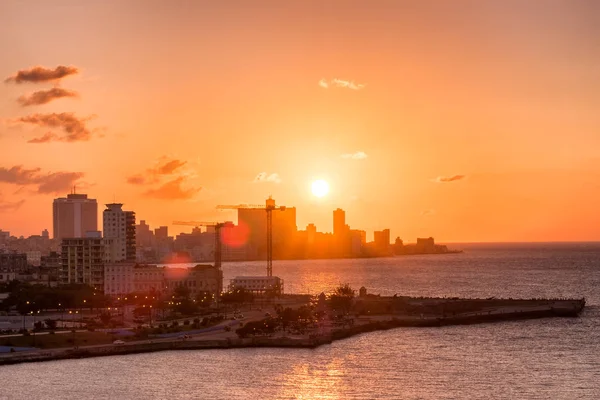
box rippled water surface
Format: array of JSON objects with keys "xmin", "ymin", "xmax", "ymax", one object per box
[{"xmin": 1, "ymin": 243, "xmax": 599, "ymax": 399}]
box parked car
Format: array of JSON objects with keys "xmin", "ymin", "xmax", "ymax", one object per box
[{"xmin": 113, "ymin": 340, "xmax": 125, "ymax": 345}]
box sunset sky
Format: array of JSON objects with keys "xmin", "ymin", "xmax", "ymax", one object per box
[{"xmin": 1, "ymin": 1, "xmax": 599, "ymax": 242}]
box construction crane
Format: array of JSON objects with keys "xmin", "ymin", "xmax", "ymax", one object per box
[
  {"xmin": 172, "ymin": 221, "xmax": 233, "ymax": 269},
  {"xmin": 216, "ymin": 197, "xmax": 285, "ymax": 277}
]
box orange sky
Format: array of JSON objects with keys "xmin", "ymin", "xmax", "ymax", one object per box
[{"xmin": 1, "ymin": 1, "xmax": 599, "ymax": 242}]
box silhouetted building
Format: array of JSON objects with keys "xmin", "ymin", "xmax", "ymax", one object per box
[
  {"xmin": 416, "ymin": 237, "xmax": 435, "ymax": 253},
  {"xmin": 136, "ymin": 220, "xmax": 153, "ymax": 248},
  {"xmin": 155, "ymin": 226, "xmax": 168, "ymax": 239},
  {"xmin": 333, "ymin": 208, "xmax": 346, "ymax": 236},
  {"xmin": 52, "ymin": 193, "xmax": 98, "ymax": 240},
  {"xmin": 103, "ymin": 203, "xmax": 136, "ymax": 262},
  {"xmin": 238, "ymin": 198, "xmax": 297, "ymax": 259},
  {"xmin": 374, "ymin": 229, "xmax": 391, "ymax": 255}
]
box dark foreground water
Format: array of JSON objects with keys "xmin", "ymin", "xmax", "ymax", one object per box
[{"xmin": 1, "ymin": 243, "xmax": 599, "ymax": 399}]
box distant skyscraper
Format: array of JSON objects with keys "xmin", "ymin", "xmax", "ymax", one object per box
[
  {"xmin": 237, "ymin": 198, "xmax": 297, "ymax": 258},
  {"xmin": 103, "ymin": 203, "xmax": 136, "ymax": 262},
  {"xmin": 333, "ymin": 208, "xmax": 346, "ymax": 236},
  {"xmin": 374, "ymin": 229, "xmax": 391, "ymax": 254},
  {"xmin": 52, "ymin": 193, "xmax": 98, "ymax": 240},
  {"xmin": 154, "ymin": 226, "xmax": 168, "ymax": 239}
]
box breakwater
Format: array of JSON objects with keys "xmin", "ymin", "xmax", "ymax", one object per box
[{"xmin": 0, "ymin": 297, "xmax": 585, "ymax": 366}]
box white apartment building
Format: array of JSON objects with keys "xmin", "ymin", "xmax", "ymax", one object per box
[{"xmin": 103, "ymin": 203, "xmax": 136, "ymax": 263}]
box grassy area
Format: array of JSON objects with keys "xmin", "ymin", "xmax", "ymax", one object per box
[{"xmin": 0, "ymin": 331, "xmax": 116, "ymax": 349}]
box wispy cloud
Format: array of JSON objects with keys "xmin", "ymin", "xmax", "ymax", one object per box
[
  {"xmin": 431, "ymin": 175, "xmax": 466, "ymax": 183},
  {"xmin": 128, "ymin": 157, "xmax": 200, "ymax": 200},
  {"xmin": 143, "ymin": 177, "xmax": 201, "ymax": 200},
  {"xmin": 5, "ymin": 65, "xmax": 79, "ymax": 84},
  {"xmin": 17, "ymin": 112, "xmax": 95, "ymax": 143},
  {"xmin": 253, "ymin": 172, "xmax": 282, "ymax": 184},
  {"xmin": 0, "ymin": 165, "xmax": 84, "ymax": 194},
  {"xmin": 319, "ymin": 78, "xmax": 365, "ymax": 90},
  {"xmin": 126, "ymin": 158, "xmax": 188, "ymax": 185},
  {"xmin": 0, "ymin": 199, "xmax": 25, "ymax": 213},
  {"xmin": 341, "ymin": 151, "xmax": 368, "ymax": 160},
  {"xmin": 18, "ymin": 88, "xmax": 78, "ymax": 106},
  {"xmin": 421, "ymin": 209, "xmax": 436, "ymax": 216}
]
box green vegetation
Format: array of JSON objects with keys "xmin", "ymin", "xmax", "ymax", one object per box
[
  {"xmin": 329, "ymin": 283, "xmax": 355, "ymax": 316},
  {"xmin": 0, "ymin": 331, "xmax": 114, "ymax": 349}
]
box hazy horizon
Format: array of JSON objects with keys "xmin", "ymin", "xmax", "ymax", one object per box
[{"xmin": 2, "ymin": 1, "xmax": 599, "ymax": 242}]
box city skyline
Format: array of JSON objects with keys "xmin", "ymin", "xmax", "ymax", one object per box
[{"xmin": 1, "ymin": 1, "xmax": 600, "ymax": 242}]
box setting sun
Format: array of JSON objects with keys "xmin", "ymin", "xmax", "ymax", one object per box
[{"xmin": 311, "ymin": 180, "xmax": 330, "ymax": 198}]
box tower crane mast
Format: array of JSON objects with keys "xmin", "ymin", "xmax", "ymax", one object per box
[{"xmin": 216, "ymin": 197, "xmax": 285, "ymax": 277}]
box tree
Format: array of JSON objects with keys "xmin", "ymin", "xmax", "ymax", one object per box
[
  {"xmin": 44, "ymin": 319, "xmax": 57, "ymax": 330},
  {"xmin": 171, "ymin": 284, "xmax": 197, "ymax": 315},
  {"xmin": 99, "ymin": 312, "xmax": 112, "ymax": 325},
  {"xmin": 330, "ymin": 284, "xmax": 355, "ymax": 315}
]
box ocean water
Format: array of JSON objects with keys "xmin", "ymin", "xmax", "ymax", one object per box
[{"xmin": 1, "ymin": 243, "xmax": 599, "ymax": 399}]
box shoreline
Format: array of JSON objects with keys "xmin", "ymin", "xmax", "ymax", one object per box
[{"xmin": 0, "ymin": 298, "xmax": 585, "ymax": 366}]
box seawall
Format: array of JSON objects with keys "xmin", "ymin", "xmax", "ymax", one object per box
[{"xmin": 0, "ymin": 298, "xmax": 585, "ymax": 366}]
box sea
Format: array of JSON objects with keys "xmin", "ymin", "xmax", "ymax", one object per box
[{"xmin": 1, "ymin": 242, "xmax": 599, "ymax": 399}]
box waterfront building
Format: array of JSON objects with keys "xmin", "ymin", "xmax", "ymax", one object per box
[
  {"xmin": 60, "ymin": 235, "xmax": 105, "ymax": 289},
  {"xmin": 103, "ymin": 203, "xmax": 136, "ymax": 263},
  {"xmin": 374, "ymin": 229, "xmax": 391, "ymax": 255},
  {"xmin": 165, "ymin": 264, "xmax": 223, "ymax": 297},
  {"xmin": 52, "ymin": 193, "xmax": 98, "ymax": 240},
  {"xmin": 333, "ymin": 208, "xmax": 346, "ymax": 236},
  {"xmin": 229, "ymin": 276, "xmax": 283, "ymax": 294},
  {"xmin": 104, "ymin": 264, "xmax": 223, "ymax": 298}
]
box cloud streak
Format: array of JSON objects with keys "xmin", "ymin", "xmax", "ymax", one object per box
[
  {"xmin": 319, "ymin": 78, "xmax": 365, "ymax": 90},
  {"xmin": 17, "ymin": 88, "xmax": 78, "ymax": 106},
  {"xmin": 5, "ymin": 65, "xmax": 79, "ymax": 84},
  {"xmin": 17, "ymin": 112, "xmax": 94, "ymax": 143},
  {"xmin": 0, "ymin": 199, "xmax": 26, "ymax": 213},
  {"xmin": 0, "ymin": 165, "xmax": 84, "ymax": 194},
  {"xmin": 431, "ymin": 175, "xmax": 466, "ymax": 183},
  {"xmin": 341, "ymin": 151, "xmax": 368, "ymax": 160},
  {"xmin": 253, "ymin": 172, "xmax": 282, "ymax": 184},
  {"xmin": 126, "ymin": 158, "xmax": 188, "ymax": 185},
  {"xmin": 143, "ymin": 177, "xmax": 201, "ymax": 200}
]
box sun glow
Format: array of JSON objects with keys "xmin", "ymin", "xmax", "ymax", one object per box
[{"xmin": 311, "ymin": 179, "xmax": 330, "ymax": 197}]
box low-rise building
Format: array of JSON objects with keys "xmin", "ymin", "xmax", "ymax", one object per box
[
  {"xmin": 103, "ymin": 264, "xmax": 222, "ymax": 298},
  {"xmin": 165, "ymin": 264, "xmax": 222, "ymax": 297},
  {"xmin": 0, "ymin": 251, "xmax": 28, "ymax": 273},
  {"xmin": 229, "ymin": 276, "xmax": 283, "ymax": 294}
]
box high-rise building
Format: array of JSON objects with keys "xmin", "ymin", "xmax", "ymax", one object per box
[
  {"xmin": 374, "ymin": 229, "xmax": 391, "ymax": 255},
  {"xmin": 333, "ymin": 208, "xmax": 346, "ymax": 236},
  {"xmin": 61, "ymin": 236, "xmax": 105, "ymax": 289},
  {"xmin": 237, "ymin": 198, "xmax": 297, "ymax": 259},
  {"xmin": 52, "ymin": 193, "xmax": 98, "ymax": 240},
  {"xmin": 103, "ymin": 204, "xmax": 136, "ymax": 262},
  {"xmin": 136, "ymin": 220, "xmax": 154, "ymax": 248},
  {"xmin": 154, "ymin": 226, "xmax": 168, "ymax": 240}
]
